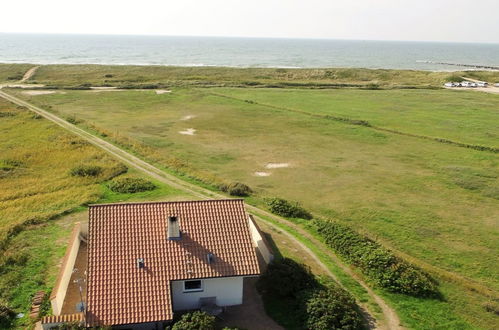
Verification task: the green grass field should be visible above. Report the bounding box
[0,95,347,329]
[12,86,498,328]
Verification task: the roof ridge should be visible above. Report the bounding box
[89,198,244,208]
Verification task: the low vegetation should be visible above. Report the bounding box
[7,63,499,89]
[266,198,313,220]
[315,220,439,297]
[0,64,33,83]
[258,258,364,330]
[6,66,499,328]
[107,177,156,193]
[219,182,252,196]
[70,164,102,177]
[171,311,215,330]
[0,98,187,328]
[299,287,364,330]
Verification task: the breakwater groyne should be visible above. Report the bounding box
[418,60,499,70]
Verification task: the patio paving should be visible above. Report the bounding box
[217,277,283,330]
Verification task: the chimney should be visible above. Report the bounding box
[137,258,145,269]
[167,216,181,240]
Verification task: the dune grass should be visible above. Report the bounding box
[10,63,498,89]
[14,87,499,328]
[0,64,33,83]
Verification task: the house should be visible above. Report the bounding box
[42,199,271,329]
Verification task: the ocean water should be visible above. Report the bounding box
[1,33,499,71]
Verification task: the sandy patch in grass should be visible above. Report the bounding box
[179,128,196,135]
[22,90,62,96]
[181,115,196,121]
[156,90,172,94]
[265,163,290,169]
[255,171,271,177]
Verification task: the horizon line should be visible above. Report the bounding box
[1,31,498,45]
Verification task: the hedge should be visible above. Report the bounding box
[314,220,438,297]
[70,165,102,177]
[265,198,312,219]
[171,311,215,330]
[219,182,252,197]
[257,258,364,329]
[107,177,156,194]
[299,287,364,330]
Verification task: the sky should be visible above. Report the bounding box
[1,0,499,43]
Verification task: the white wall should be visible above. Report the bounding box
[50,223,81,315]
[248,215,273,264]
[171,276,244,311]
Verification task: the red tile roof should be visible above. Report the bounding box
[42,313,84,324]
[86,199,260,326]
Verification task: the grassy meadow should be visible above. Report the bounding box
[0,97,192,328]
[0,95,340,329]
[11,86,499,328]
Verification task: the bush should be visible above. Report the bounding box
[265,198,312,219]
[172,311,215,330]
[315,220,438,297]
[299,287,364,330]
[70,165,102,177]
[0,299,15,328]
[257,258,318,298]
[107,177,156,193]
[66,116,81,125]
[258,259,364,330]
[220,182,252,196]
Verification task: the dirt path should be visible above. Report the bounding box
[0,90,402,330]
[20,66,40,82]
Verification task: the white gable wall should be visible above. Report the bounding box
[171,276,245,311]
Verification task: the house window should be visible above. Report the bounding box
[184,280,203,292]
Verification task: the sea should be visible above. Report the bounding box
[1,33,499,71]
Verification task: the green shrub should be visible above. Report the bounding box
[107,177,156,193]
[265,198,312,219]
[220,182,252,196]
[314,220,438,297]
[258,259,363,329]
[70,165,102,177]
[172,311,215,330]
[0,299,15,328]
[257,258,318,298]
[299,287,364,330]
[66,116,81,125]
